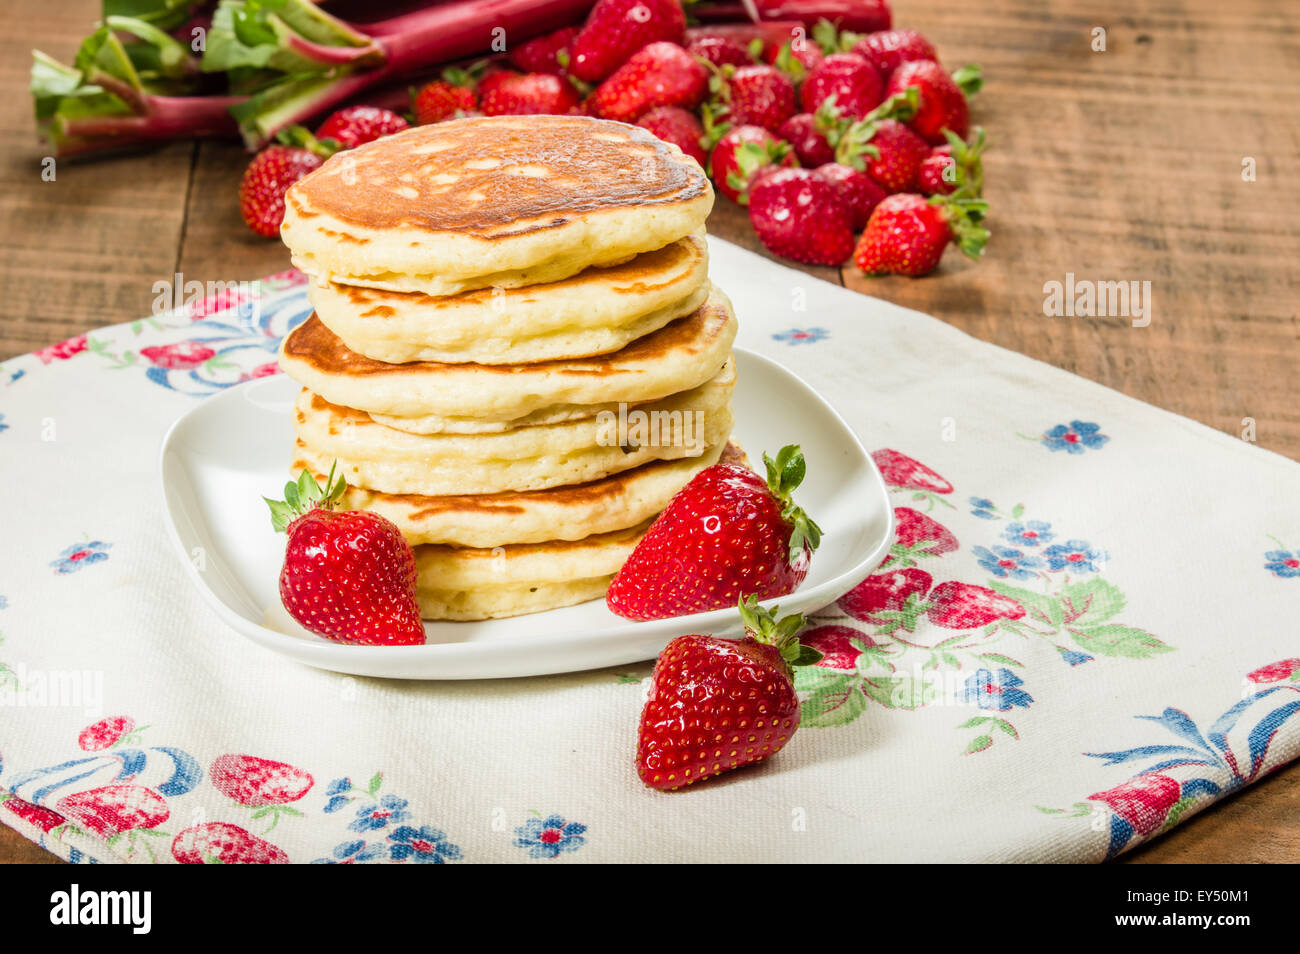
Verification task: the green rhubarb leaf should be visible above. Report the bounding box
[1069,624,1173,659]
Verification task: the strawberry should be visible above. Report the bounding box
[838,568,933,625]
[894,506,959,554]
[917,127,986,196]
[707,124,795,204]
[607,445,822,621]
[636,597,821,790]
[717,64,796,133]
[508,26,581,75]
[800,53,884,120]
[2,796,67,834]
[802,624,874,669]
[766,39,825,79]
[172,822,289,864]
[210,755,314,806]
[917,145,956,195]
[56,785,169,838]
[748,167,855,265]
[265,466,424,646]
[78,715,137,751]
[481,72,580,116]
[926,581,1025,629]
[854,192,988,277]
[590,42,708,123]
[238,144,325,238]
[1088,775,1182,838]
[476,68,520,101]
[778,113,834,166]
[568,0,687,83]
[688,35,755,68]
[636,106,707,166]
[812,162,886,230]
[850,29,937,79]
[315,105,409,148]
[412,79,476,125]
[885,61,982,144]
[853,119,930,192]
[871,449,954,493]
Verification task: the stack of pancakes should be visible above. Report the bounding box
[276,115,739,620]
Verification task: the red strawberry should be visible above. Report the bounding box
[1089,774,1182,838]
[688,35,755,68]
[1248,659,1300,684]
[476,69,520,101]
[481,73,580,116]
[56,785,169,838]
[607,445,822,621]
[917,145,956,195]
[778,113,834,166]
[917,127,986,196]
[839,568,933,624]
[707,124,795,204]
[590,42,708,123]
[2,797,67,833]
[78,715,137,752]
[893,506,959,556]
[172,822,289,864]
[316,105,409,148]
[872,449,954,493]
[802,624,873,669]
[854,192,988,277]
[210,755,314,806]
[636,106,707,166]
[800,53,884,120]
[766,39,825,78]
[748,167,855,265]
[926,581,1025,629]
[412,79,476,125]
[813,162,886,230]
[636,598,820,790]
[265,467,425,646]
[239,144,326,238]
[886,61,981,144]
[720,64,796,132]
[850,29,937,79]
[857,119,930,192]
[508,26,581,75]
[569,0,687,83]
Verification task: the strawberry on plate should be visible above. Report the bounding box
[854,192,989,277]
[265,465,424,646]
[607,445,822,621]
[749,167,856,265]
[636,596,822,790]
[315,105,409,148]
[568,0,687,83]
[589,42,708,123]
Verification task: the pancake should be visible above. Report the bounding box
[278,284,738,424]
[308,232,710,365]
[292,358,734,496]
[281,115,714,296]
[413,521,648,620]
[292,442,747,548]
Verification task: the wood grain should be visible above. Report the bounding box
[1,0,1297,864]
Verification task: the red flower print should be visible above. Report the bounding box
[34,334,88,364]
[210,754,314,806]
[2,796,67,833]
[139,341,216,370]
[1088,773,1181,838]
[172,822,289,864]
[55,785,169,838]
[249,361,280,378]
[78,715,136,752]
[1247,659,1300,684]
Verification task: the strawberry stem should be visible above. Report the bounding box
[762,445,823,562]
[737,595,823,668]
[264,462,346,533]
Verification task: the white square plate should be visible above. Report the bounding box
[159,347,894,679]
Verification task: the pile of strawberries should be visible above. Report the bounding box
[240,0,988,276]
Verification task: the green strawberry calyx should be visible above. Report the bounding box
[737,595,823,668]
[274,124,342,160]
[939,126,987,198]
[824,88,920,169]
[762,444,823,562]
[264,463,346,533]
[952,64,984,97]
[727,139,791,205]
[930,193,990,261]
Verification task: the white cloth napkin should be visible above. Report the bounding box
[0,239,1296,864]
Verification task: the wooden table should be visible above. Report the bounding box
[2,0,1297,864]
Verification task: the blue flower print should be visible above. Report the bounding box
[1058,648,1094,667]
[0,414,7,433]
[1003,520,1054,548]
[388,826,462,864]
[514,815,587,860]
[312,840,386,864]
[959,668,1033,712]
[773,327,828,346]
[1043,540,1107,573]
[1042,421,1108,454]
[0,595,7,610]
[50,541,111,575]
[324,777,353,813]
[973,545,1044,581]
[348,794,410,833]
[970,497,998,520]
[1265,550,1300,579]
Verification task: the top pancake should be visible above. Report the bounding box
[281,115,714,296]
